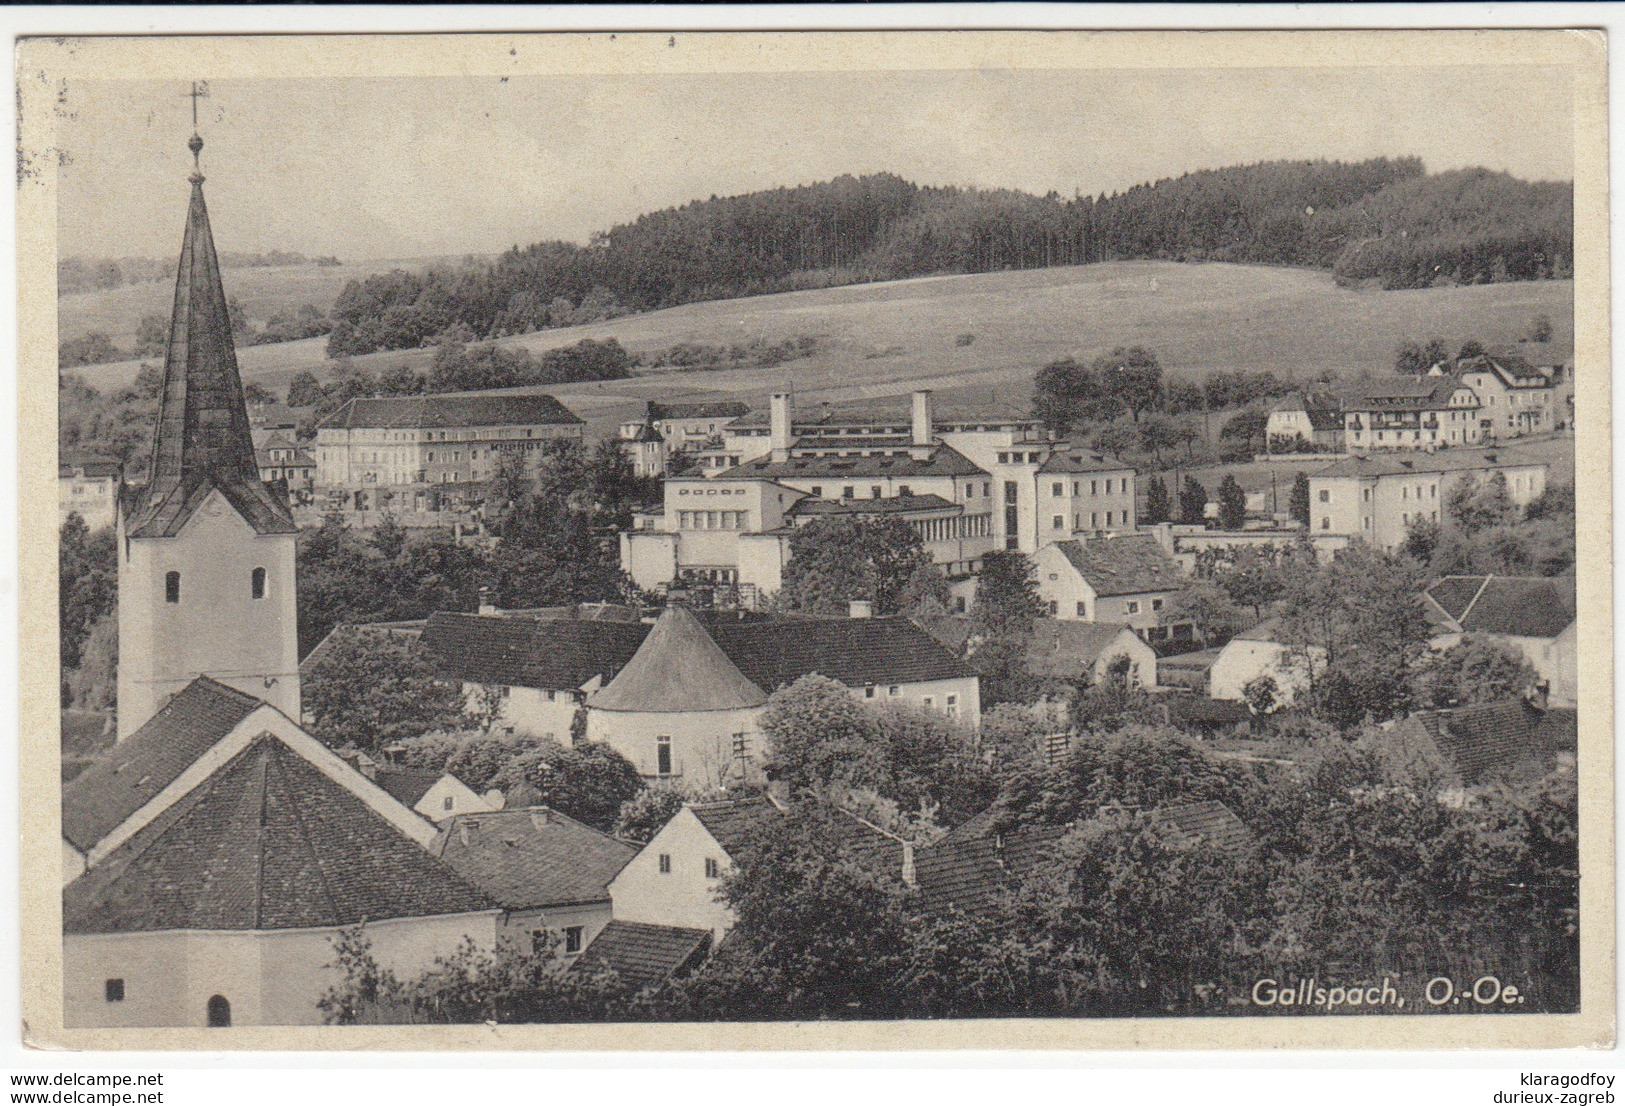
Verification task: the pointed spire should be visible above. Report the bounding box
[124,122,295,538]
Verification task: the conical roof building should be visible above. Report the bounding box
[590,606,767,713]
[122,142,295,539]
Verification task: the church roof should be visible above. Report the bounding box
[61,676,263,853]
[590,606,767,712]
[64,735,496,934]
[123,164,296,539]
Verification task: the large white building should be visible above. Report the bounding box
[621,389,1136,604]
[1306,447,1549,551]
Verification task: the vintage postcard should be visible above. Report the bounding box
[16,28,1613,1051]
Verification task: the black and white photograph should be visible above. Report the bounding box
[19,28,1610,1050]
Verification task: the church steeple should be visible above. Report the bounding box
[123,127,295,538]
[116,107,302,739]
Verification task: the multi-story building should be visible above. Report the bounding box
[59,454,121,531]
[315,393,584,492]
[1266,390,1344,453]
[616,400,751,478]
[1342,376,1483,452]
[621,390,1136,600]
[254,432,316,500]
[1307,447,1548,551]
[1454,353,1561,439]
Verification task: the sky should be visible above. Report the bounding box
[54,65,1574,263]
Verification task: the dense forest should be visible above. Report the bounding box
[324,158,1573,355]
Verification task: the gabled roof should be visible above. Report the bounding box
[433,807,635,910]
[59,455,122,480]
[1051,535,1188,597]
[64,735,495,934]
[1231,616,1288,644]
[1037,449,1136,475]
[1347,375,1473,411]
[574,920,711,990]
[319,393,583,431]
[914,823,1068,915]
[1423,575,1575,639]
[1313,447,1546,479]
[1399,699,1553,786]
[1457,353,1556,389]
[690,796,783,857]
[705,615,975,692]
[1022,620,1145,679]
[687,796,909,879]
[1145,800,1254,856]
[61,677,263,853]
[591,606,768,712]
[371,766,445,808]
[716,444,987,481]
[1270,391,1344,431]
[123,172,296,539]
[420,612,649,692]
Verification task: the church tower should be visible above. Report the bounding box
[116,124,301,738]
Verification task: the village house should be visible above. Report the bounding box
[1307,447,1549,552]
[1342,376,1483,452]
[431,806,635,956]
[1454,353,1562,439]
[1265,391,1344,453]
[343,752,500,824]
[617,400,752,477]
[1382,698,1578,795]
[919,615,1159,692]
[417,605,980,786]
[254,431,317,501]
[1032,534,1193,645]
[59,453,121,531]
[1208,618,1326,707]
[1422,575,1578,708]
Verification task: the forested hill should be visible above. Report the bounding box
[326,158,1573,356]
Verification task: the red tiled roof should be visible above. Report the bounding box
[574,920,712,990]
[1053,535,1188,597]
[64,736,496,934]
[432,807,635,910]
[62,677,262,853]
[1348,375,1471,411]
[789,494,959,517]
[650,401,750,421]
[1022,620,1143,679]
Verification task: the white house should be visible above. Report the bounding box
[1209,618,1325,706]
[431,806,635,955]
[354,757,500,824]
[1422,575,1578,708]
[1455,353,1561,439]
[59,454,121,532]
[1033,534,1193,646]
[1341,375,1483,452]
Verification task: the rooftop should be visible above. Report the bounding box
[1347,375,1471,410]
[64,735,495,934]
[319,393,583,431]
[789,493,960,518]
[717,444,987,481]
[1424,575,1576,639]
[1314,447,1548,479]
[1037,450,1137,475]
[420,612,648,692]
[432,806,636,910]
[1399,699,1563,786]
[914,823,1068,916]
[1145,800,1254,857]
[650,400,751,422]
[62,676,263,854]
[590,606,768,713]
[1052,534,1188,597]
[574,920,712,990]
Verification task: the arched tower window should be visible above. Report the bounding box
[206,995,231,1027]
[165,571,181,604]
[251,567,266,599]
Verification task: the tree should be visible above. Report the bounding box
[761,675,891,798]
[134,313,168,357]
[1178,476,1208,524]
[243,381,277,406]
[1164,578,1247,647]
[1446,471,1515,534]
[779,517,944,617]
[1142,475,1172,525]
[1091,346,1163,423]
[1288,471,1311,526]
[1216,474,1247,530]
[614,787,714,843]
[1395,340,1426,375]
[1090,421,1138,459]
[1218,408,1268,455]
[287,370,324,408]
[369,512,407,561]
[490,740,644,833]
[301,630,470,753]
[1423,338,1450,368]
[1411,635,1539,709]
[1458,339,1486,360]
[1137,414,1178,464]
[1212,546,1286,620]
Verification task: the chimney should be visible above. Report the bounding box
[848,599,874,619]
[769,392,793,463]
[900,840,916,888]
[478,586,496,616]
[910,389,934,448]
[529,808,555,831]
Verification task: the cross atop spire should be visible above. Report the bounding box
[122,87,295,539]
[184,81,207,182]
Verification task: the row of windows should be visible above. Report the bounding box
[1053,510,1124,530]
[1050,478,1127,497]
[678,510,748,531]
[655,853,723,879]
[164,568,267,604]
[996,451,1046,464]
[862,686,960,717]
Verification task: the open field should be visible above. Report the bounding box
[56,254,477,354]
[67,261,1574,442]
